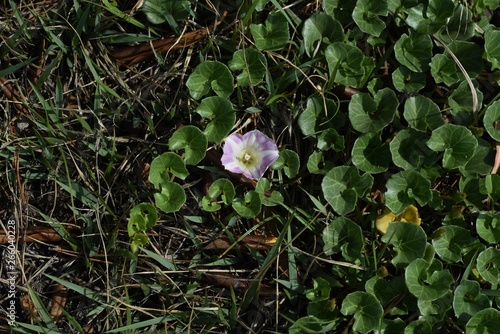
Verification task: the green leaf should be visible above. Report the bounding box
[250,11,290,51]
[271,149,300,178]
[365,276,413,316]
[325,42,375,89]
[352,0,388,37]
[466,308,500,333]
[302,12,344,57]
[321,166,374,216]
[448,80,483,125]
[232,190,262,218]
[403,95,444,132]
[322,216,364,262]
[341,291,383,334]
[186,61,234,100]
[405,258,454,301]
[404,319,433,333]
[453,280,491,323]
[476,212,500,244]
[431,225,473,263]
[154,180,186,213]
[394,33,433,72]
[484,100,500,141]
[384,170,432,215]
[348,88,398,133]
[392,66,427,93]
[389,129,437,170]
[430,41,483,86]
[477,248,500,285]
[317,128,344,151]
[485,174,500,201]
[406,0,454,34]
[148,152,188,188]
[485,29,500,70]
[255,178,283,206]
[141,0,190,28]
[436,3,475,43]
[195,96,235,143]
[460,138,495,177]
[128,203,158,237]
[228,48,267,86]
[202,178,235,212]
[427,124,477,170]
[298,95,344,137]
[168,125,208,165]
[417,291,452,321]
[351,132,390,173]
[381,222,427,268]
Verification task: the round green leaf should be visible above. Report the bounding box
[250,11,290,51]
[403,95,444,132]
[352,132,390,173]
[485,29,500,70]
[394,33,433,72]
[232,190,262,218]
[477,248,500,285]
[186,61,234,100]
[154,180,186,213]
[405,258,454,301]
[195,96,235,143]
[485,174,500,202]
[202,178,235,212]
[466,308,500,334]
[129,203,158,230]
[484,100,500,141]
[168,125,208,165]
[476,212,500,244]
[255,178,283,207]
[384,170,432,215]
[427,124,477,170]
[389,129,437,170]
[302,12,344,57]
[341,291,383,334]
[449,80,483,126]
[317,128,344,151]
[348,88,398,133]
[271,149,300,178]
[322,166,374,216]
[392,66,427,93]
[142,0,190,26]
[352,0,388,37]
[322,216,364,262]
[228,48,267,86]
[298,95,344,137]
[325,42,375,89]
[381,222,427,268]
[149,152,189,188]
[453,280,491,323]
[430,41,483,86]
[431,225,473,263]
[406,0,454,34]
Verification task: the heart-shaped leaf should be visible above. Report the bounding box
[168,125,208,165]
[453,280,490,323]
[232,190,262,218]
[431,225,474,263]
[322,166,373,216]
[389,129,437,170]
[476,212,500,244]
[271,149,300,178]
[476,248,500,285]
[322,216,364,262]
[250,11,290,51]
[394,33,433,72]
[302,12,344,57]
[385,170,432,215]
[298,95,344,136]
[405,258,454,301]
[381,222,427,268]
[427,124,477,170]
[485,29,500,70]
[483,100,500,141]
[149,152,189,188]
[352,0,388,37]
[351,132,390,173]
[228,48,267,86]
[348,88,398,133]
[154,180,186,213]
[392,66,427,93]
[128,203,158,237]
[195,96,235,143]
[466,308,500,333]
[341,291,383,334]
[403,95,444,132]
[186,61,234,100]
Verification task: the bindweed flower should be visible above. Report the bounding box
[221,130,279,180]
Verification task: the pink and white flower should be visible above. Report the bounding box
[221,130,279,180]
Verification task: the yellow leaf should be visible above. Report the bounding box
[376,205,421,234]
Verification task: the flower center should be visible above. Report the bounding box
[240,150,255,166]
